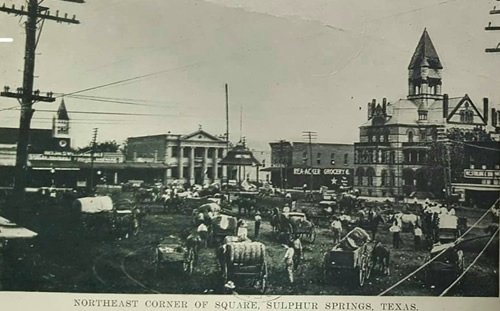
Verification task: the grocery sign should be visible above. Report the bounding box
[464,169,500,179]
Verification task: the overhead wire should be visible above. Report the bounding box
[439,226,500,296]
[378,197,500,296]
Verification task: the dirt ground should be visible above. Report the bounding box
[1,197,498,296]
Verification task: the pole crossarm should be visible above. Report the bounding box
[0,4,80,24]
[1,90,55,103]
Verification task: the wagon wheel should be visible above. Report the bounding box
[183,249,194,275]
[259,262,268,294]
[358,256,368,287]
[322,255,330,284]
[153,248,160,278]
[306,227,317,243]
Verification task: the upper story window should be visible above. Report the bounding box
[418,111,428,121]
[460,105,474,123]
[408,131,414,143]
[344,153,349,165]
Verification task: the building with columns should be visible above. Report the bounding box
[354,29,499,198]
[126,129,227,185]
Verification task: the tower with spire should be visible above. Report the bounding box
[52,99,71,149]
[407,29,444,122]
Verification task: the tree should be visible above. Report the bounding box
[78,140,120,153]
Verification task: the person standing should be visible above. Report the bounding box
[414,225,423,251]
[390,221,401,249]
[254,211,262,239]
[283,242,295,284]
[292,235,303,271]
[237,219,248,240]
[331,217,343,245]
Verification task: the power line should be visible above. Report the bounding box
[449,139,500,152]
[9,107,192,117]
[0,0,82,197]
[63,94,176,105]
[439,226,500,296]
[378,197,499,296]
[57,62,201,98]
[65,95,173,108]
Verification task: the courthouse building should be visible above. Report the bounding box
[126,128,228,185]
[354,29,499,198]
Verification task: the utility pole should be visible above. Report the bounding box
[302,131,317,196]
[0,1,81,198]
[486,0,500,53]
[438,139,452,206]
[225,83,229,184]
[89,128,98,194]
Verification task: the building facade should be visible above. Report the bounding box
[267,141,354,190]
[354,29,499,198]
[126,129,228,185]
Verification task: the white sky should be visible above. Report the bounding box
[0,0,499,152]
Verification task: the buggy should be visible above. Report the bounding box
[154,235,195,276]
[423,243,464,287]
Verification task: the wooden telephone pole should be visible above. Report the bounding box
[486,0,500,53]
[0,0,81,198]
[302,131,317,195]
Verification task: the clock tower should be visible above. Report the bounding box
[52,99,71,150]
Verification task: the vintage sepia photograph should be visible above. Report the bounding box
[0,0,499,300]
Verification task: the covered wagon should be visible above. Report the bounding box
[209,214,238,245]
[323,227,372,286]
[72,196,140,238]
[218,241,267,293]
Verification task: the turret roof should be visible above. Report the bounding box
[57,99,70,121]
[408,29,443,70]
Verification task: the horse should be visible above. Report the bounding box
[392,212,420,231]
[371,241,390,276]
[270,207,280,232]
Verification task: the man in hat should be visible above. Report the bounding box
[254,211,262,239]
[292,235,303,271]
[331,216,343,245]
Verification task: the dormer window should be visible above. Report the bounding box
[418,111,428,120]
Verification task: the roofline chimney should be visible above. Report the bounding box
[492,108,498,127]
[382,98,387,114]
[483,98,489,125]
[443,94,449,119]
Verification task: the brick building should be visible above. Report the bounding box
[266,141,354,190]
[354,29,499,198]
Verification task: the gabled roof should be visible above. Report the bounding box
[57,99,70,121]
[408,29,443,70]
[181,129,225,142]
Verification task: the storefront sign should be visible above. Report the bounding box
[293,168,351,176]
[464,169,500,179]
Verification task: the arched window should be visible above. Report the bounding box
[356,167,365,186]
[420,129,426,141]
[344,153,349,165]
[381,170,387,186]
[366,167,375,186]
[408,131,414,143]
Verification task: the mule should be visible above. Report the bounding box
[371,241,390,276]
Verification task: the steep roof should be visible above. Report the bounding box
[57,99,70,121]
[408,29,443,70]
[220,143,261,166]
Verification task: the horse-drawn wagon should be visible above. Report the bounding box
[323,227,373,286]
[73,196,140,239]
[218,241,267,293]
[154,235,195,276]
[274,212,316,243]
[423,242,464,287]
[209,214,238,245]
